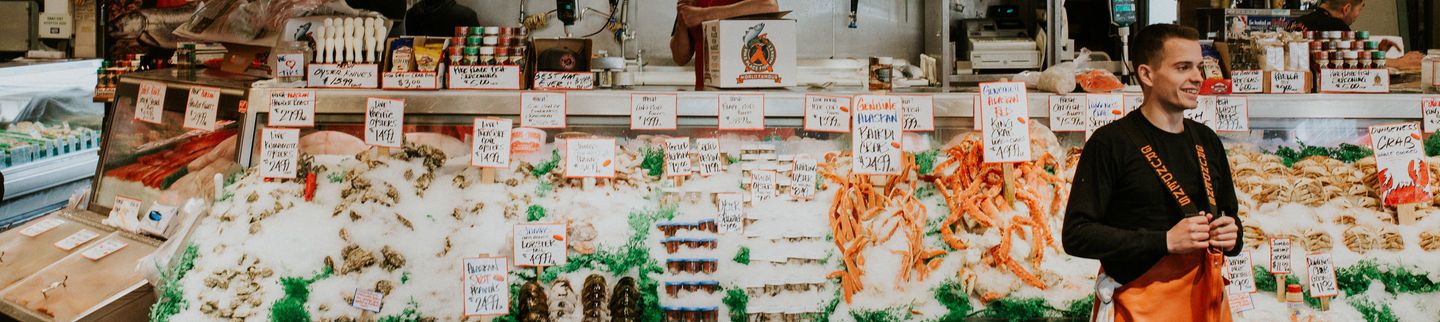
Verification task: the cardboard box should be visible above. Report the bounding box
[703,17,796,89]
[531,38,592,90]
[381,36,447,90]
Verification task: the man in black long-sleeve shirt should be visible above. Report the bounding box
[1063,24,1242,321]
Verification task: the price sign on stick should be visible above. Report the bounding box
[900,95,935,131]
[1269,238,1292,274]
[1048,95,1086,132]
[1422,97,1440,133]
[979,82,1031,163]
[695,138,723,177]
[183,86,220,131]
[1214,96,1250,132]
[351,289,384,312]
[471,118,513,168]
[462,257,509,316]
[268,90,315,127]
[631,94,677,130]
[750,170,778,202]
[851,95,903,175]
[521,92,566,129]
[1368,122,1432,205]
[365,98,404,147]
[513,224,567,267]
[1306,253,1340,298]
[1226,252,1257,294]
[564,139,616,178]
[716,193,744,233]
[805,95,851,132]
[790,156,818,199]
[259,128,300,179]
[664,138,692,177]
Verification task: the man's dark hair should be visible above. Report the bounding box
[1129,24,1200,68]
[1320,0,1364,9]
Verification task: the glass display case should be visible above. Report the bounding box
[139,88,1440,321]
[0,59,106,227]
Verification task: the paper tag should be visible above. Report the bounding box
[259,128,300,179]
[1185,96,1218,128]
[851,95,903,175]
[1306,253,1340,297]
[664,138,692,177]
[804,95,851,132]
[1422,97,1440,133]
[382,72,440,90]
[365,98,404,147]
[111,196,143,228]
[1270,71,1306,93]
[1086,94,1125,139]
[564,139,616,178]
[268,90,315,127]
[719,94,765,130]
[631,94,678,130]
[53,229,99,251]
[1264,47,1286,71]
[1231,70,1263,93]
[513,224,567,267]
[521,92,566,128]
[312,63,380,86]
[139,204,178,236]
[790,156,817,199]
[1226,252,1257,294]
[979,82,1031,163]
[308,64,379,88]
[183,86,220,131]
[449,65,523,90]
[1368,122,1432,205]
[80,239,127,260]
[471,118,514,168]
[276,53,305,78]
[900,95,935,131]
[351,288,385,312]
[717,193,744,233]
[134,81,166,124]
[1214,96,1249,132]
[1319,69,1390,93]
[695,138,723,177]
[1124,95,1144,113]
[1048,95,1086,131]
[19,218,65,237]
[1229,292,1256,312]
[462,257,510,316]
[533,71,594,90]
[750,170,778,202]
[1269,238,1292,274]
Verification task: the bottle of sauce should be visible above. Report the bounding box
[1286,284,1308,322]
[869,57,893,91]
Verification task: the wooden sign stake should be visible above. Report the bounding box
[1319,296,1330,311]
[1002,163,1017,204]
[583,177,596,190]
[1399,203,1419,225]
[1275,274,1286,300]
[480,168,497,184]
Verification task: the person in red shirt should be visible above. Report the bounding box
[669,0,779,90]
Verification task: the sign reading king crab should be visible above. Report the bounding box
[1368,122,1433,205]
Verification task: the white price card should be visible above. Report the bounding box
[695,138,723,177]
[449,65,524,90]
[513,224,567,267]
[1048,95,1086,132]
[183,86,220,131]
[1319,69,1389,93]
[134,81,166,124]
[804,95,850,132]
[521,92,566,129]
[716,193,744,233]
[979,82,1031,163]
[110,195,143,229]
[351,288,385,312]
[259,128,300,179]
[719,94,765,130]
[851,95,903,175]
[750,170,778,202]
[664,138,692,177]
[1226,252,1257,294]
[1214,96,1250,132]
[533,71,594,90]
[1368,122,1432,205]
[1269,238,1292,274]
[900,95,935,131]
[364,97,404,147]
[1270,71,1306,93]
[564,138,616,178]
[1306,253,1340,298]
[268,90,315,127]
[1124,95,1144,114]
[1086,94,1125,139]
[308,64,379,88]
[53,229,99,251]
[1229,292,1256,313]
[1422,97,1440,133]
[471,118,513,168]
[19,218,65,237]
[1231,70,1264,93]
[462,257,510,316]
[631,94,678,130]
[81,239,128,261]
[790,156,818,199]
[276,53,304,78]
[1185,96,1218,128]
[382,72,440,90]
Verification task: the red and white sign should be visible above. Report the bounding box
[183,86,220,131]
[804,95,850,132]
[134,81,166,124]
[259,128,300,179]
[364,98,405,147]
[521,92,566,128]
[471,118,513,168]
[1368,122,1432,205]
[462,257,509,316]
[900,95,935,131]
[268,90,315,127]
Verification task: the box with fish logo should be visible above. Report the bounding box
[703,16,795,89]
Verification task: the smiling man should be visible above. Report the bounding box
[1062,24,1243,322]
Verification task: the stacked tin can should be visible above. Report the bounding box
[451,26,529,66]
[1309,30,1386,72]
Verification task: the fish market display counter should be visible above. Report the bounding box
[0,59,106,227]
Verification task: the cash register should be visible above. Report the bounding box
[958,5,1041,71]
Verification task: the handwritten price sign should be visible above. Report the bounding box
[449,65,523,90]
[804,95,850,132]
[533,71,594,90]
[1422,97,1440,133]
[268,90,315,127]
[1226,252,1257,294]
[183,86,220,131]
[514,224,567,267]
[1269,238,1292,274]
[1185,96,1217,128]
[790,156,818,199]
[1085,94,1125,140]
[851,95,903,175]
[980,82,1031,163]
[365,98,404,147]
[750,170,778,202]
[1270,71,1306,93]
[695,138,723,176]
[1231,70,1263,93]
[259,128,300,179]
[900,95,935,131]
[1306,253,1340,298]
[134,81,166,124]
[471,118,513,168]
[719,94,765,130]
[308,64,379,88]
[1048,95,1085,132]
[716,193,744,233]
[1214,96,1249,132]
[664,138,692,177]
[521,92,566,128]
[564,139,616,178]
[462,257,509,316]
[631,94,678,130]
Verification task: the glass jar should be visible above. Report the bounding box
[1421,49,1440,93]
[273,40,311,82]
